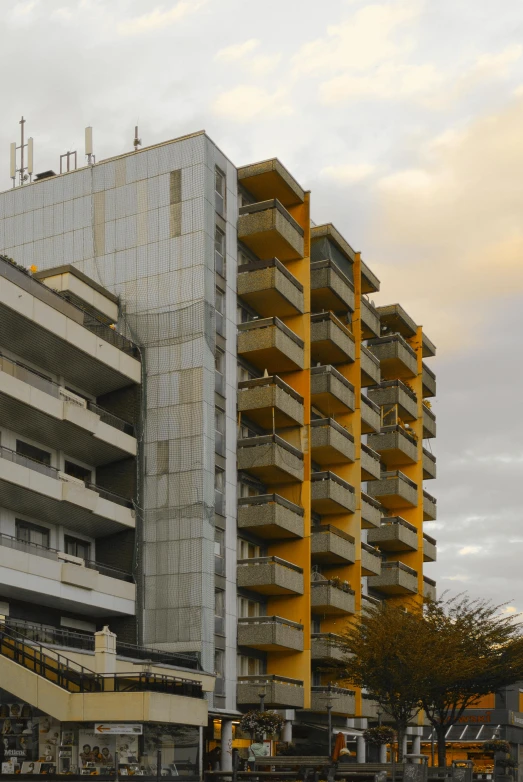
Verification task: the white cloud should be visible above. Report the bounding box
[321,163,376,183]
[443,574,471,582]
[474,44,523,79]
[216,39,259,62]
[500,606,518,615]
[212,86,293,123]
[118,1,208,36]
[248,54,282,76]
[458,546,482,556]
[321,62,443,103]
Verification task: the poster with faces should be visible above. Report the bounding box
[78,729,116,767]
[116,734,139,762]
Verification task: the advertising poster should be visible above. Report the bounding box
[116,734,140,763]
[38,717,60,761]
[78,728,116,768]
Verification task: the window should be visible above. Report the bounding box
[237,303,254,324]
[215,528,225,576]
[214,649,225,695]
[238,481,261,499]
[215,590,225,635]
[215,288,225,336]
[312,616,321,633]
[238,364,256,383]
[237,539,260,560]
[215,467,225,515]
[215,348,225,395]
[215,168,225,216]
[238,597,261,618]
[64,460,92,483]
[16,520,49,549]
[16,440,51,466]
[215,226,225,276]
[64,535,91,561]
[237,655,262,676]
[215,407,225,456]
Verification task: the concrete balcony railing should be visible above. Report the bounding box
[422,403,437,438]
[311,418,355,465]
[311,260,355,314]
[238,159,305,208]
[361,345,381,387]
[237,258,304,318]
[361,443,381,481]
[311,686,355,716]
[361,698,380,719]
[367,470,418,511]
[238,199,305,261]
[360,394,381,434]
[423,490,437,521]
[423,576,437,602]
[360,297,381,339]
[311,633,346,662]
[362,594,382,611]
[361,260,380,294]
[368,379,418,423]
[310,365,355,416]
[238,375,304,429]
[311,471,356,515]
[237,317,304,373]
[368,517,418,553]
[237,494,304,540]
[237,556,304,596]
[237,674,304,708]
[237,616,304,652]
[422,362,437,398]
[368,425,419,468]
[368,561,418,595]
[237,434,304,484]
[376,303,417,341]
[361,492,383,530]
[423,532,437,562]
[422,332,437,358]
[311,524,356,565]
[423,447,437,480]
[311,580,355,615]
[361,542,382,576]
[311,312,355,365]
[367,334,418,381]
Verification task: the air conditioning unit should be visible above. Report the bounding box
[59,387,87,408]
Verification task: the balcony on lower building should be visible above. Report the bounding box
[361,443,381,481]
[311,524,355,565]
[237,616,304,652]
[237,434,304,484]
[422,362,437,398]
[361,297,381,339]
[311,260,355,314]
[237,258,304,318]
[311,418,355,465]
[237,675,304,708]
[422,448,437,480]
[362,594,382,611]
[311,312,355,365]
[367,334,418,380]
[311,471,356,515]
[237,556,304,595]
[423,576,437,602]
[237,494,304,540]
[361,492,383,530]
[311,580,355,615]
[361,394,381,434]
[368,561,418,595]
[310,366,355,416]
[423,490,437,520]
[237,317,304,374]
[238,199,305,261]
[366,470,418,510]
[311,633,346,662]
[368,517,418,553]
[361,542,382,576]
[422,403,437,438]
[368,379,418,423]
[361,345,381,387]
[423,533,437,562]
[238,375,304,429]
[368,425,418,468]
[311,686,355,716]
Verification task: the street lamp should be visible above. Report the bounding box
[258,688,266,713]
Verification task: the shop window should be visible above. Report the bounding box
[16,520,50,549]
[64,535,91,561]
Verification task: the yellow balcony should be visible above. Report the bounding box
[423,490,437,520]
[237,258,304,318]
[423,575,437,601]
[237,494,304,540]
[361,492,383,530]
[237,616,304,652]
[361,443,381,481]
[311,524,355,565]
[422,362,437,398]
[237,317,304,373]
[361,297,381,339]
[310,365,355,416]
[361,394,381,433]
[368,561,418,595]
[311,260,355,314]
[423,532,437,562]
[367,334,418,380]
[238,199,304,261]
[361,345,381,387]
[368,517,418,552]
[238,375,304,429]
[423,447,437,479]
[361,542,382,576]
[311,471,356,515]
[311,686,355,716]
[311,418,355,465]
[311,312,355,365]
[367,470,418,510]
[237,434,304,484]
[237,556,304,595]
[368,425,418,468]
[311,633,345,662]
[311,580,355,615]
[422,404,437,438]
[368,379,418,423]
[237,674,304,708]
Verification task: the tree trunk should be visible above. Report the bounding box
[435,724,447,768]
[397,728,405,762]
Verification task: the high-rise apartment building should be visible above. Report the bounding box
[0,130,436,761]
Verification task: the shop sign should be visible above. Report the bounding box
[94,724,143,735]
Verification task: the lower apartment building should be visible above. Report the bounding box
[0,130,437,772]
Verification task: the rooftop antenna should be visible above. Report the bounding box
[85,126,95,165]
[10,116,33,188]
[133,125,142,152]
[60,149,77,174]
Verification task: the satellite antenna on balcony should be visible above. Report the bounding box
[85,127,95,165]
[10,116,33,188]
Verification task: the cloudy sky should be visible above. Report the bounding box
[1,0,523,611]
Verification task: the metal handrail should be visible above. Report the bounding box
[238,199,305,237]
[85,482,133,508]
[311,579,355,595]
[237,257,304,292]
[381,561,418,576]
[368,332,417,360]
[423,402,436,420]
[361,542,381,556]
[361,491,384,510]
[379,424,418,447]
[238,374,304,404]
[381,516,417,533]
[310,364,355,392]
[381,469,418,491]
[361,394,380,414]
[423,489,437,504]
[422,447,437,462]
[311,470,355,493]
[361,443,381,461]
[423,532,437,545]
[424,576,437,586]
[361,344,381,367]
[311,685,355,696]
[237,433,303,460]
[312,524,355,544]
[237,316,304,348]
[237,556,303,574]
[423,361,436,380]
[310,259,355,292]
[237,493,304,516]
[310,417,354,441]
[237,616,304,630]
[311,311,355,340]
[372,378,418,403]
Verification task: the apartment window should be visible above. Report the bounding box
[215,589,225,635]
[215,407,225,456]
[215,226,226,277]
[64,460,92,483]
[64,535,91,561]
[214,649,225,695]
[237,303,254,324]
[237,655,262,676]
[215,168,226,216]
[16,520,49,549]
[238,597,261,618]
[237,539,261,560]
[215,467,225,516]
[238,364,257,384]
[312,670,322,686]
[238,481,261,499]
[215,528,225,576]
[16,440,51,466]
[215,287,225,337]
[312,616,321,633]
[215,348,225,395]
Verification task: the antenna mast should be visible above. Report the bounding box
[133,126,142,152]
[10,116,33,188]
